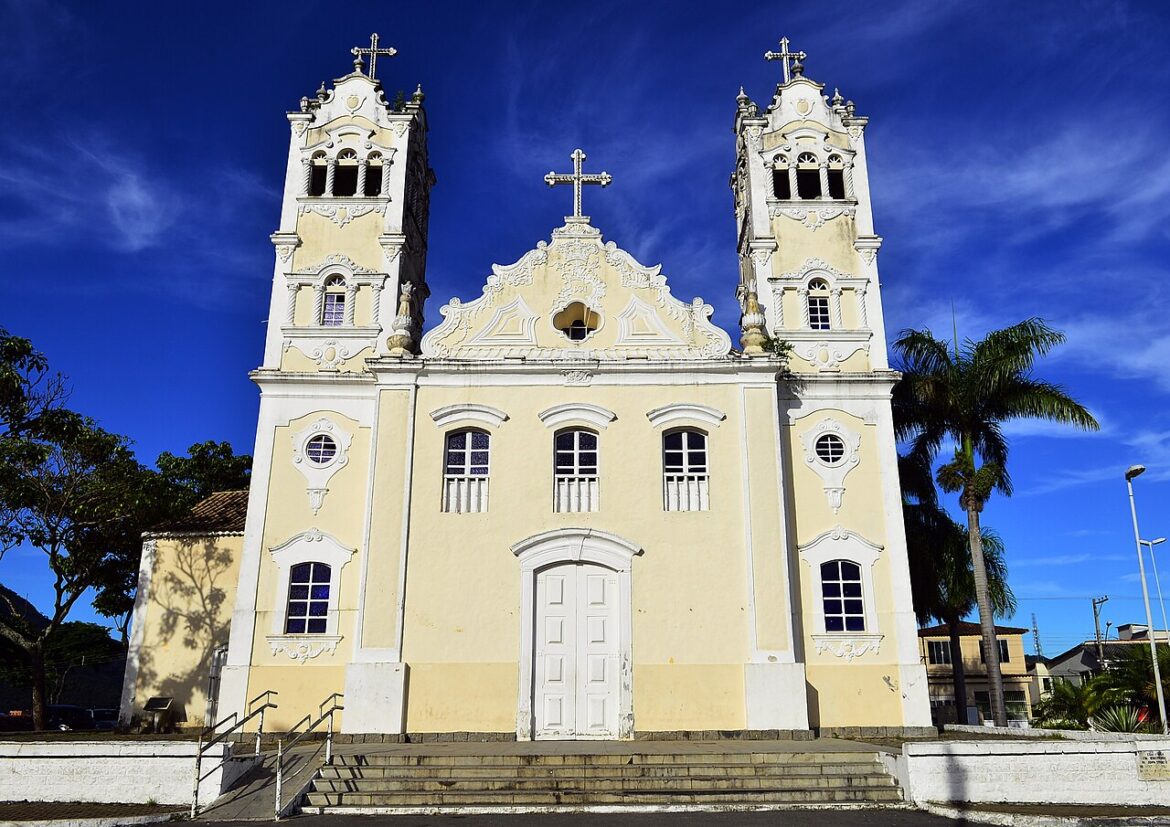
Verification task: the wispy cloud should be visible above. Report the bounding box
[1014,552,1127,568]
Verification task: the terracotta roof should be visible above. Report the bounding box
[151,490,249,534]
[918,621,1029,637]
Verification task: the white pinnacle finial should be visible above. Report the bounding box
[543,148,613,220]
[764,36,807,84]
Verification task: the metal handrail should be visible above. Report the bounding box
[191,690,279,818]
[274,693,344,819]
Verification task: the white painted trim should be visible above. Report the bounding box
[118,539,156,725]
[537,403,617,430]
[798,416,862,514]
[511,528,642,740]
[350,387,384,663]
[267,529,356,643]
[645,403,726,429]
[737,386,761,658]
[392,382,419,661]
[798,526,883,639]
[430,403,509,429]
[769,388,799,662]
[291,416,354,514]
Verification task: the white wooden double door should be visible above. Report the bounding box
[533,562,620,739]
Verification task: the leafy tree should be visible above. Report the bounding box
[901,456,1015,721]
[1098,644,1170,714]
[893,318,1098,726]
[90,441,251,641]
[1032,675,1121,729]
[0,621,124,704]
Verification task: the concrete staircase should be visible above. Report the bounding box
[300,748,904,812]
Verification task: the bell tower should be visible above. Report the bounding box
[262,34,435,373]
[732,38,888,373]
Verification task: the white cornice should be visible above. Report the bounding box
[645,403,727,429]
[429,404,509,429]
[538,403,617,430]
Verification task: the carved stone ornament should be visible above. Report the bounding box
[300,201,387,227]
[267,634,342,662]
[812,634,883,662]
[562,370,593,385]
[419,220,731,361]
[770,204,856,231]
[292,418,354,513]
[298,253,378,277]
[800,417,862,513]
[310,339,357,371]
[793,340,869,372]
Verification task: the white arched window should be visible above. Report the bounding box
[772,156,791,200]
[322,275,346,327]
[826,154,846,200]
[663,429,709,511]
[365,152,384,197]
[796,152,821,199]
[308,152,328,196]
[333,149,359,196]
[807,278,831,331]
[820,560,865,632]
[285,562,332,634]
[443,429,490,513]
[554,428,598,512]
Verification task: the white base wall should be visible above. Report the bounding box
[342,661,406,734]
[743,662,809,730]
[0,741,250,805]
[899,738,1170,806]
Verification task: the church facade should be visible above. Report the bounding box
[121,37,930,737]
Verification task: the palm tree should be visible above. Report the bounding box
[902,456,1016,721]
[1032,675,1120,729]
[893,318,1098,726]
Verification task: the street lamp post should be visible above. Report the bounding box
[1142,537,1169,651]
[1126,465,1169,735]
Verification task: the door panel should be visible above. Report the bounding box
[534,563,620,739]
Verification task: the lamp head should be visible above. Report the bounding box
[1126,464,1147,481]
[1151,537,1168,546]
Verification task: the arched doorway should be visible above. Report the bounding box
[512,528,642,740]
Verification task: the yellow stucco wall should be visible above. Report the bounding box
[128,534,242,728]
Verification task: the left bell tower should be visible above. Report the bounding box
[262,35,435,373]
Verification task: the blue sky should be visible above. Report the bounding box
[1,0,1168,658]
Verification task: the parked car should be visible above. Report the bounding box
[89,708,118,731]
[47,705,94,731]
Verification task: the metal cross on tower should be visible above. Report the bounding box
[764,36,807,84]
[351,33,398,80]
[544,149,612,219]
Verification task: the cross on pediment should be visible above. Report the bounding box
[351,33,397,80]
[544,149,612,219]
[765,36,806,84]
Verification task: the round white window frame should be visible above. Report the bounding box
[303,432,340,468]
[813,433,848,467]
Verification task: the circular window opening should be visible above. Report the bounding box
[553,302,601,342]
[305,434,338,465]
[814,433,846,465]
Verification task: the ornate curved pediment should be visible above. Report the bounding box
[419,219,732,361]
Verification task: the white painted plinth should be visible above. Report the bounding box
[342,661,407,734]
[899,738,1170,806]
[743,662,809,730]
[899,662,933,726]
[0,741,249,805]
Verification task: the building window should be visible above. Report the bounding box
[322,275,346,326]
[305,433,338,466]
[772,164,792,199]
[807,278,831,330]
[826,155,846,200]
[814,433,846,466]
[443,430,490,513]
[821,560,865,632]
[365,153,384,196]
[796,152,821,199]
[309,152,328,196]
[927,640,951,665]
[285,562,331,634]
[663,429,709,511]
[554,429,598,512]
[979,638,1011,663]
[553,302,600,341]
[333,149,359,197]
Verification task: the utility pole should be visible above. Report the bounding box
[1031,613,1044,658]
[1093,595,1109,663]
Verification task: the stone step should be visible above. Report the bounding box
[304,787,905,807]
[329,751,880,768]
[311,774,896,793]
[318,762,885,780]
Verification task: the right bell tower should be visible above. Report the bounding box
[732,38,889,373]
